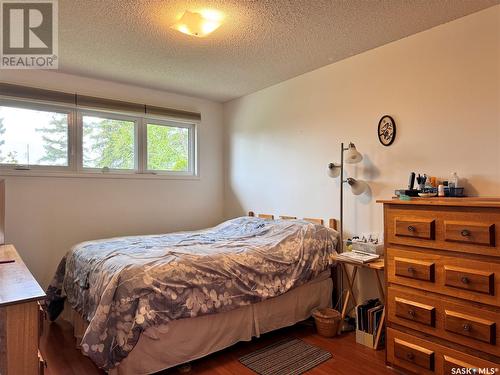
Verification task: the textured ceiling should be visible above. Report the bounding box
[57,0,499,102]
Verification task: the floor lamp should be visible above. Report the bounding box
[328,142,366,314]
[328,142,365,248]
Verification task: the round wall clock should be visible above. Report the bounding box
[378,115,396,146]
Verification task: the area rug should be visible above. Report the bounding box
[239,337,332,375]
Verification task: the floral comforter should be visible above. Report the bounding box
[46,216,338,370]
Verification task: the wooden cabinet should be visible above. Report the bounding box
[379,198,500,374]
[0,244,46,375]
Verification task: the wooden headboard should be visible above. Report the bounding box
[247,211,337,231]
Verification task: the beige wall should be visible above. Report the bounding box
[0,71,224,287]
[224,6,500,300]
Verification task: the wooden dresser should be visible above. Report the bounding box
[378,198,500,374]
[0,244,46,375]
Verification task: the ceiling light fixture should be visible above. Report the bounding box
[171,10,224,37]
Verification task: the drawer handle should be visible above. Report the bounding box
[408,309,416,318]
[407,225,416,232]
[461,229,471,237]
[462,323,472,332]
[406,352,415,361]
[407,266,416,274]
[461,276,470,285]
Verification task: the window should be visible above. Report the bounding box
[146,122,192,173]
[82,114,137,171]
[0,98,198,178]
[0,103,70,168]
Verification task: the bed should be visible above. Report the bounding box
[46,212,339,374]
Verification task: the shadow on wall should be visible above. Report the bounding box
[361,154,381,181]
[223,183,246,219]
[345,154,376,235]
[459,177,481,197]
[358,183,372,205]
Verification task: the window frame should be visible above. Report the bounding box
[78,110,140,174]
[0,98,75,172]
[0,98,199,179]
[142,117,197,176]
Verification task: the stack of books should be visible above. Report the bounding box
[356,299,384,334]
[355,298,384,348]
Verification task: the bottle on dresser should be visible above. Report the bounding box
[449,172,459,188]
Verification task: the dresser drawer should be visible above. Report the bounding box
[387,328,500,375]
[387,247,500,307]
[395,257,435,281]
[444,221,495,247]
[395,296,435,327]
[394,338,435,371]
[444,266,494,295]
[385,205,500,257]
[395,217,435,240]
[444,310,495,345]
[388,286,500,357]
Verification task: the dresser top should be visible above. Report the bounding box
[377,197,500,208]
[0,244,45,307]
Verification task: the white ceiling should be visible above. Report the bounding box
[58,0,499,102]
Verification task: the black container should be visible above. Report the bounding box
[445,187,465,197]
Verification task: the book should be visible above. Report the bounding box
[336,251,379,264]
[367,305,383,333]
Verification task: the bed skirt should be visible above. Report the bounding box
[61,270,333,375]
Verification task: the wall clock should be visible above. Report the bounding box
[378,115,396,146]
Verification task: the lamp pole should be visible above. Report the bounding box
[340,142,344,252]
[338,142,346,314]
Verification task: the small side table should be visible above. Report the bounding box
[332,256,385,349]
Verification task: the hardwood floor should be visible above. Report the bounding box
[40,319,393,374]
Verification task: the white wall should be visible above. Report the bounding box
[0,71,224,287]
[224,6,500,300]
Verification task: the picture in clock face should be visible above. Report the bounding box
[378,115,396,146]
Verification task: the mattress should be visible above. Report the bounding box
[62,270,332,375]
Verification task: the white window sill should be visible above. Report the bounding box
[0,169,200,180]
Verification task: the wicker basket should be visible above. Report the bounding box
[312,308,341,337]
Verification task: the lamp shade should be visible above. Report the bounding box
[327,162,341,178]
[344,143,363,164]
[347,177,367,195]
